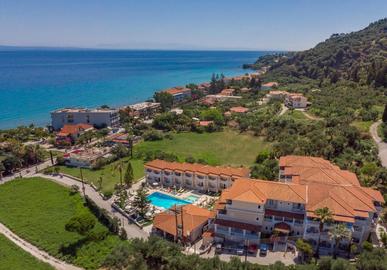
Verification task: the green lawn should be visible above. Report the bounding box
[56,158,144,193]
[134,130,270,166]
[283,110,309,121]
[351,120,373,133]
[0,234,54,270]
[0,178,121,270]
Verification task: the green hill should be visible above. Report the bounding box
[248,18,387,87]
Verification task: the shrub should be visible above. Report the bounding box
[69,185,79,195]
[143,130,163,141]
[185,156,196,163]
[362,241,373,252]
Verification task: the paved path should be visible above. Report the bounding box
[370,120,387,167]
[36,173,149,239]
[0,222,82,270]
[278,104,288,116]
[1,159,55,183]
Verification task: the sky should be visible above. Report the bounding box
[0,0,386,51]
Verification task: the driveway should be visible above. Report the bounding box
[35,173,149,239]
[370,121,387,167]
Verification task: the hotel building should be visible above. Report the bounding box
[144,159,250,193]
[212,156,384,254]
[51,107,120,130]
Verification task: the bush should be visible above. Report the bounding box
[69,185,79,195]
[362,241,373,252]
[185,156,196,163]
[143,130,164,141]
[43,167,54,175]
[103,191,113,200]
[84,196,120,234]
[88,227,109,241]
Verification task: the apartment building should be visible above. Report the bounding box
[144,160,250,193]
[51,108,120,130]
[127,102,160,119]
[163,87,192,104]
[212,156,384,254]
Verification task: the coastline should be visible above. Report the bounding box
[0,50,265,129]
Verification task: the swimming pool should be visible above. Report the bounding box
[184,194,200,203]
[147,192,191,209]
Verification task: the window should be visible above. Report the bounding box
[256,217,259,221]
[226,199,232,205]
[258,205,261,209]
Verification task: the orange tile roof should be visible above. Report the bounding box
[280,155,338,170]
[163,87,191,95]
[198,121,214,127]
[57,123,93,136]
[230,107,249,113]
[262,82,278,87]
[145,159,250,178]
[153,204,211,237]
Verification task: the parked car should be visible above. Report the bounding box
[215,244,223,254]
[259,243,268,256]
[236,245,245,255]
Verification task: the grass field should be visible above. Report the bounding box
[0,234,54,270]
[351,120,373,133]
[134,130,270,166]
[0,178,121,269]
[283,110,310,121]
[56,158,144,193]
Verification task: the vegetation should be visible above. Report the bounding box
[134,129,270,166]
[56,158,144,193]
[0,178,122,269]
[132,186,151,218]
[0,234,54,270]
[314,207,333,258]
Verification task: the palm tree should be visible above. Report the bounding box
[329,223,351,259]
[113,161,124,186]
[314,207,333,258]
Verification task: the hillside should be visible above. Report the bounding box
[248,18,387,87]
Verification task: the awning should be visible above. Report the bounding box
[274,222,291,233]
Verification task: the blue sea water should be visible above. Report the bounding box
[0,49,269,129]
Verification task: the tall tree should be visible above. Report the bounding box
[132,187,150,218]
[314,207,333,258]
[382,104,387,123]
[329,223,351,259]
[124,161,134,187]
[154,92,173,112]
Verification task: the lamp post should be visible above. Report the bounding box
[79,167,86,198]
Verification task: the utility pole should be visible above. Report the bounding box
[49,150,54,165]
[79,167,86,198]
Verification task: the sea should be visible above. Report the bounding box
[0,49,270,129]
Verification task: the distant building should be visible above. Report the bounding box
[152,204,213,244]
[63,147,110,168]
[51,108,119,130]
[127,102,160,119]
[219,88,235,96]
[285,93,308,109]
[229,107,249,114]
[55,123,94,145]
[197,121,214,127]
[262,82,279,90]
[163,87,191,103]
[266,90,289,100]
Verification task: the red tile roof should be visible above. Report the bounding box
[230,107,249,113]
[57,123,93,136]
[145,159,250,178]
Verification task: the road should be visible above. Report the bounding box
[370,120,387,167]
[1,159,55,183]
[0,222,82,270]
[36,173,149,239]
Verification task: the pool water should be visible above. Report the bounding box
[147,192,191,209]
[184,195,200,203]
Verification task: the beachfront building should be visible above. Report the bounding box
[212,156,384,254]
[152,204,213,244]
[51,107,120,130]
[285,93,308,109]
[144,159,250,193]
[127,102,160,119]
[55,123,94,146]
[163,87,192,104]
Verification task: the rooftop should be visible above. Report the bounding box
[128,102,160,111]
[153,204,212,237]
[230,106,249,113]
[52,107,118,114]
[145,159,250,178]
[57,123,94,136]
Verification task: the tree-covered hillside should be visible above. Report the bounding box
[249,18,387,87]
